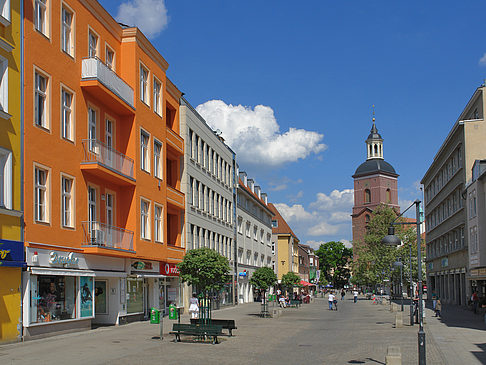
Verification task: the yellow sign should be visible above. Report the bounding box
[0,250,11,259]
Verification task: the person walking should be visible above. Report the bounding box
[341,289,345,301]
[435,298,442,318]
[328,291,335,310]
[189,293,199,319]
[472,291,479,314]
[353,289,358,303]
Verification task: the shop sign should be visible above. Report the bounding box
[131,260,154,271]
[48,251,79,266]
[0,239,25,267]
[160,262,179,276]
[238,271,247,277]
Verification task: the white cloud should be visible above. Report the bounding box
[196,100,326,167]
[308,222,341,236]
[480,53,486,66]
[116,0,169,39]
[274,203,314,222]
[329,212,351,223]
[309,189,354,211]
[340,239,352,249]
[269,184,287,192]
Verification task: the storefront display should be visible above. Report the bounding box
[95,280,107,314]
[80,276,94,317]
[126,277,143,313]
[31,275,76,323]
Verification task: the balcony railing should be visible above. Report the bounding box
[82,139,134,180]
[82,221,134,252]
[81,57,134,108]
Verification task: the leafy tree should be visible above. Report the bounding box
[315,241,353,288]
[178,248,230,293]
[318,275,329,287]
[250,267,277,293]
[281,271,301,295]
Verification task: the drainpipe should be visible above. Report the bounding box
[232,154,238,305]
[19,0,25,342]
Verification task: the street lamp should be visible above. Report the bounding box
[381,199,426,365]
[393,258,404,312]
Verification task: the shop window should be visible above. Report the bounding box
[95,280,107,314]
[31,275,77,323]
[127,277,144,314]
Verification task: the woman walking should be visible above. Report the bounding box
[189,293,199,319]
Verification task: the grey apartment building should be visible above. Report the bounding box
[422,84,486,305]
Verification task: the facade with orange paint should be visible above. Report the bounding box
[22,0,184,339]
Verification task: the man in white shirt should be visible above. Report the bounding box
[328,292,335,310]
[353,290,359,303]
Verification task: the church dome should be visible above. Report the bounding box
[353,159,398,178]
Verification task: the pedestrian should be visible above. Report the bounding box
[189,293,199,319]
[341,289,345,301]
[432,293,437,312]
[328,291,335,310]
[472,291,479,314]
[435,298,441,318]
[353,289,358,303]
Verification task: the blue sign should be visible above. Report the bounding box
[0,239,25,268]
[238,272,247,277]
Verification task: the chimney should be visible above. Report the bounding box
[239,171,247,186]
[261,193,268,204]
[255,185,261,198]
[247,179,254,192]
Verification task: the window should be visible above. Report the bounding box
[140,130,149,172]
[35,71,48,128]
[141,199,150,239]
[154,140,162,179]
[61,176,73,227]
[0,148,12,209]
[246,222,251,237]
[271,220,278,228]
[386,189,391,203]
[0,56,8,116]
[105,46,114,70]
[34,0,47,35]
[0,0,10,24]
[34,167,48,222]
[154,204,163,243]
[237,217,243,234]
[253,226,258,240]
[364,189,371,203]
[61,88,73,141]
[139,64,149,104]
[88,107,97,152]
[153,78,162,115]
[88,186,96,227]
[61,6,74,56]
[88,30,98,58]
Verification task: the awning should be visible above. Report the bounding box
[300,280,315,287]
[135,274,167,278]
[29,267,96,277]
[93,270,127,278]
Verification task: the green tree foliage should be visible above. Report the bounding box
[352,204,425,289]
[315,241,353,288]
[281,271,301,292]
[250,267,277,292]
[178,248,230,293]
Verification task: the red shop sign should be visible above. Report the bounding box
[160,261,180,276]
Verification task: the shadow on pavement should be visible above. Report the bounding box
[472,343,486,363]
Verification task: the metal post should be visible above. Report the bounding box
[159,311,163,340]
[409,242,414,326]
[416,200,426,365]
[400,263,404,312]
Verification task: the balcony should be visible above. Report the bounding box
[82,221,135,256]
[167,185,185,209]
[81,139,135,185]
[81,57,135,115]
[166,127,184,154]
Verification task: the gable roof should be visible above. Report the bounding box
[268,203,299,241]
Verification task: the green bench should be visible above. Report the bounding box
[190,318,237,336]
[170,323,225,344]
[289,299,301,308]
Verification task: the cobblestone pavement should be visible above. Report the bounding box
[0,296,484,364]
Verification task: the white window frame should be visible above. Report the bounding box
[140,129,150,172]
[141,198,150,240]
[34,69,49,129]
[61,86,74,141]
[154,204,163,243]
[139,62,149,105]
[88,28,98,58]
[153,77,162,116]
[0,147,12,209]
[34,165,49,223]
[88,106,97,152]
[34,0,48,36]
[154,139,162,179]
[105,43,115,70]
[61,4,74,57]
[0,0,10,25]
[61,174,74,228]
[0,55,8,119]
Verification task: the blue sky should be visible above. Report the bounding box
[100,0,486,248]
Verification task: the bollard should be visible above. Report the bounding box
[385,346,402,365]
[160,312,163,340]
[395,312,403,328]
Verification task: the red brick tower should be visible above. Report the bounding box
[352,117,399,255]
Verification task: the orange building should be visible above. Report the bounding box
[22,0,184,339]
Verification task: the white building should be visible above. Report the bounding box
[180,98,236,309]
[236,172,274,303]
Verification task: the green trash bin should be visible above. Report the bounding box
[150,307,160,324]
[168,304,178,320]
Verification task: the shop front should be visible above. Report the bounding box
[159,261,182,315]
[128,260,163,322]
[0,239,25,343]
[23,247,96,339]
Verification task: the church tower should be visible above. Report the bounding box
[352,115,399,253]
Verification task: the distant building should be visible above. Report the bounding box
[422,85,486,306]
[352,118,399,256]
[298,244,310,282]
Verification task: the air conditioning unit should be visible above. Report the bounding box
[91,229,104,245]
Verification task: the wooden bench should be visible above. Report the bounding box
[170,323,224,344]
[190,318,237,336]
